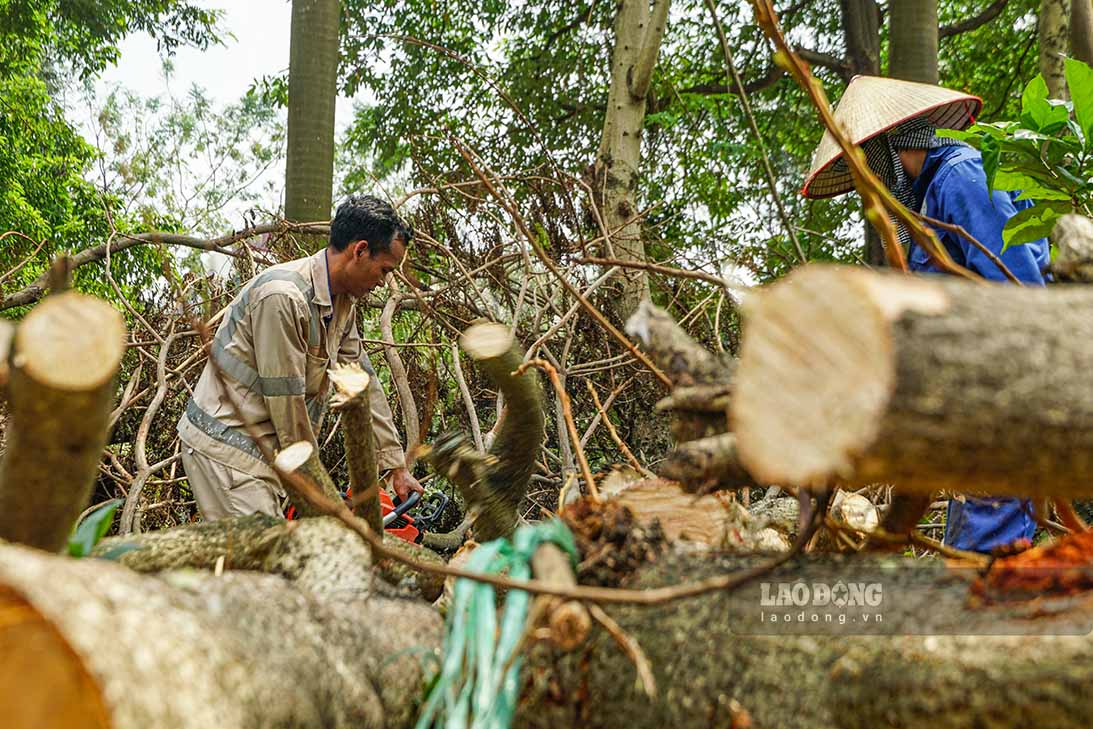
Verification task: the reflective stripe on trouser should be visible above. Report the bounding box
[182,446,282,521]
[184,398,325,463]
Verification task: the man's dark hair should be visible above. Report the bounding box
[329,195,413,255]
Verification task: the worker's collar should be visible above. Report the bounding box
[309,248,335,309]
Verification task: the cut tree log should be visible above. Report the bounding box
[328,362,382,532]
[732,265,1093,499]
[1051,213,1093,283]
[274,441,342,517]
[625,300,734,388]
[426,322,544,543]
[0,291,125,551]
[272,441,446,600]
[517,550,1093,729]
[0,539,442,729]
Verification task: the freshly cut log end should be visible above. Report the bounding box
[273,440,341,518]
[732,264,1093,500]
[328,362,370,410]
[459,321,513,361]
[327,362,381,529]
[732,266,923,486]
[274,441,316,473]
[0,291,127,551]
[13,291,125,391]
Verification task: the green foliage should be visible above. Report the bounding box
[0,0,223,315]
[68,498,122,557]
[939,59,1093,250]
[0,0,222,80]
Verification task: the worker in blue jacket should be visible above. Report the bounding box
[802,75,1050,553]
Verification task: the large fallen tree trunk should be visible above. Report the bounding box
[732,265,1093,498]
[517,549,1093,729]
[0,291,125,551]
[0,531,443,729]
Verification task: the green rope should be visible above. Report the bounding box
[416,519,578,729]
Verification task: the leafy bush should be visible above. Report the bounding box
[940,58,1093,250]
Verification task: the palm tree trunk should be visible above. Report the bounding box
[889,0,939,83]
[285,0,341,247]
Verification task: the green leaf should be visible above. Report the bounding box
[67,499,122,558]
[981,135,1001,194]
[1015,186,1073,202]
[1066,58,1093,143]
[1020,75,1070,131]
[992,169,1042,192]
[1021,74,1049,114]
[1001,201,1072,251]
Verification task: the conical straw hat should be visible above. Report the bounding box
[801,75,982,199]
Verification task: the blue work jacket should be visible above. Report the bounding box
[906,145,1048,552]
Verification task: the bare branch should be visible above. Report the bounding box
[939,0,1010,39]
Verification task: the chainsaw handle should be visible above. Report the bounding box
[383,490,421,527]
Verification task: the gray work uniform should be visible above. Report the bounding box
[178,248,405,521]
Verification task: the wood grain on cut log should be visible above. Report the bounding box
[0,292,125,551]
[274,441,342,518]
[328,363,382,532]
[426,322,544,543]
[732,265,1093,499]
[0,541,442,729]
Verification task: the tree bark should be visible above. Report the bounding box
[427,323,545,542]
[285,0,340,244]
[840,0,886,266]
[0,536,441,729]
[594,0,670,321]
[888,0,939,83]
[329,363,382,531]
[1041,0,1073,99]
[381,289,420,463]
[1072,0,1093,64]
[657,432,760,492]
[516,551,1093,729]
[732,265,1093,498]
[0,292,125,552]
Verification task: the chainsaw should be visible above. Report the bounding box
[285,487,450,546]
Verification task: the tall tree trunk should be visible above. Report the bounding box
[888,0,939,83]
[594,0,670,322]
[841,0,885,266]
[1041,0,1072,98]
[285,0,341,248]
[1072,0,1093,64]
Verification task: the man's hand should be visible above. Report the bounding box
[388,467,424,502]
